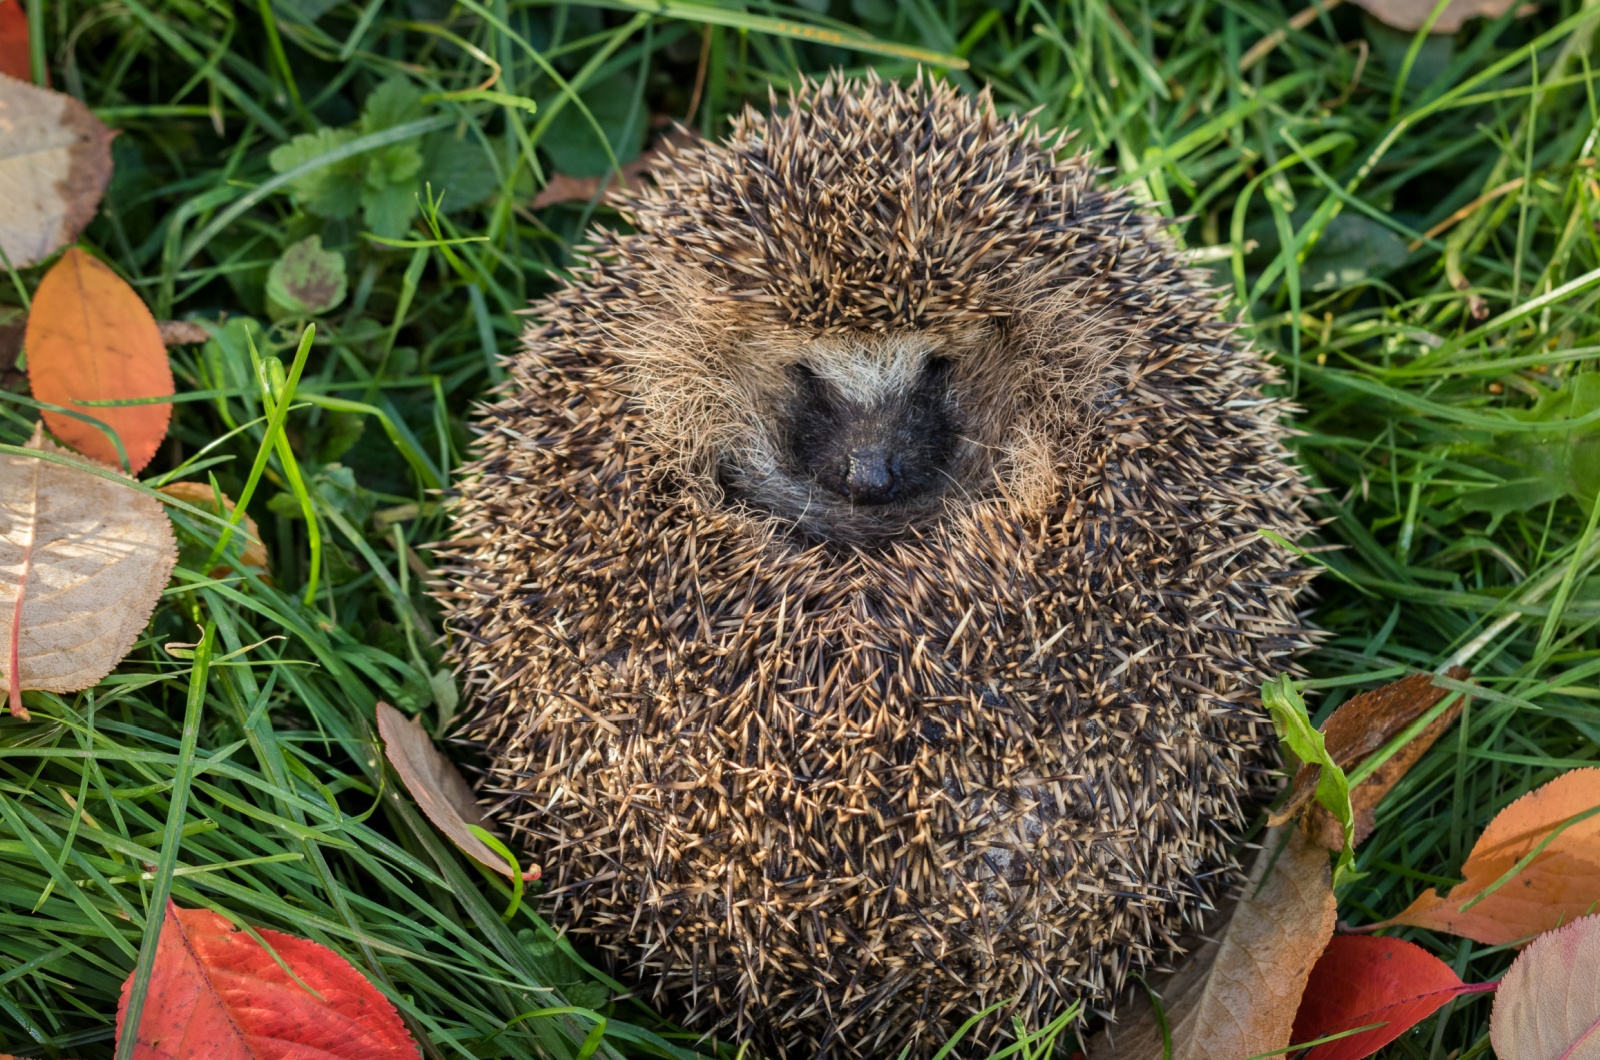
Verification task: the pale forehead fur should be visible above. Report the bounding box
[601,274,1131,526]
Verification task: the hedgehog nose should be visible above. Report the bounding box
[845,448,899,504]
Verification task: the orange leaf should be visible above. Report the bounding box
[24,248,173,473]
[158,482,268,573]
[1380,768,1600,945]
[117,901,419,1059]
[0,1,28,81]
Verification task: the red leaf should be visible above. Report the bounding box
[0,1,29,82]
[116,902,419,1059]
[1292,936,1496,1060]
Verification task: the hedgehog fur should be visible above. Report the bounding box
[439,72,1315,1059]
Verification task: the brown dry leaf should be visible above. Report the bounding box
[156,320,210,346]
[1489,913,1600,1060]
[0,73,114,268]
[532,152,659,209]
[1352,0,1521,32]
[1087,828,1337,1060]
[376,701,537,880]
[1379,767,1600,945]
[0,428,177,719]
[1272,668,1469,849]
[531,128,699,210]
[158,481,268,572]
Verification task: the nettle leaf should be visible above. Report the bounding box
[269,126,362,220]
[1264,676,1359,886]
[420,130,503,211]
[362,77,425,132]
[268,78,432,237]
[1460,374,1600,519]
[267,235,348,318]
[539,71,649,179]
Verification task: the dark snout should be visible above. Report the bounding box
[782,359,957,508]
[843,446,903,505]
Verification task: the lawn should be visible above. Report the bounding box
[4,0,1600,1058]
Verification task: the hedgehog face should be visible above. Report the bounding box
[620,309,1119,545]
[778,347,958,508]
[715,333,990,541]
[445,73,1316,1060]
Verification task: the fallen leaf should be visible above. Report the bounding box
[1490,913,1600,1060]
[0,429,176,719]
[1086,828,1337,1060]
[1352,0,1521,32]
[158,481,267,573]
[116,901,419,1059]
[1291,936,1496,1060]
[0,74,113,268]
[532,152,657,209]
[155,320,210,346]
[0,1,29,81]
[376,701,538,880]
[1377,768,1600,945]
[529,124,697,209]
[1273,668,1469,849]
[24,247,173,473]
[266,235,347,318]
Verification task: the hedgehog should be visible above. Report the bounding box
[439,72,1315,1059]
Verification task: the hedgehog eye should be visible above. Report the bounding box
[787,362,831,402]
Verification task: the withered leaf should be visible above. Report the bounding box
[1273,668,1469,850]
[377,701,537,880]
[0,429,176,719]
[156,320,210,346]
[1087,829,1337,1060]
[1490,913,1600,1060]
[0,73,114,268]
[1351,0,1526,33]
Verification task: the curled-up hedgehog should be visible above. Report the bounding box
[440,72,1314,1059]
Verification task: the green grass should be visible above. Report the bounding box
[5,0,1600,1057]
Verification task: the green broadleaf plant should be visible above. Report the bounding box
[1263,675,1361,887]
